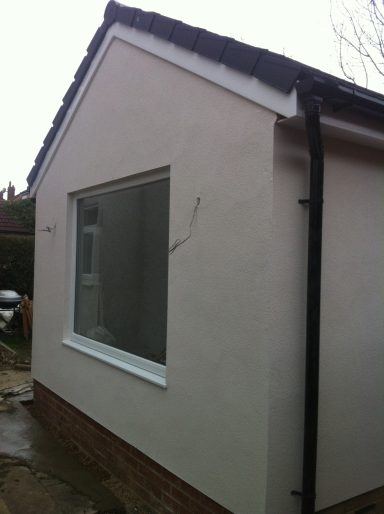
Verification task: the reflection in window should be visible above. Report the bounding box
[74,179,170,365]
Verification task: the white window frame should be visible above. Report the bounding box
[63,167,170,388]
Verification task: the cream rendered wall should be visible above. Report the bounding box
[268,125,384,513]
[317,137,384,509]
[31,38,276,513]
[266,125,308,514]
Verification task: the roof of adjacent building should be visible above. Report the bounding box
[0,203,33,235]
[27,1,384,188]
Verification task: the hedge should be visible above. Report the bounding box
[2,199,35,233]
[0,234,35,298]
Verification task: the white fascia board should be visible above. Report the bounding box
[30,22,299,196]
[30,27,115,197]
[112,23,298,118]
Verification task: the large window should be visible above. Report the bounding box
[73,177,170,370]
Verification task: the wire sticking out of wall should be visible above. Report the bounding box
[38,223,56,233]
[169,197,200,255]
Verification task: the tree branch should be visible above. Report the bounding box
[331,0,384,87]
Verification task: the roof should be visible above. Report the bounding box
[27,1,384,188]
[0,204,33,235]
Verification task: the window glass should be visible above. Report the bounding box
[74,178,170,365]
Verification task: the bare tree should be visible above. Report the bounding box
[331,0,384,89]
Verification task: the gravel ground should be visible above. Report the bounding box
[0,369,31,390]
[102,476,155,514]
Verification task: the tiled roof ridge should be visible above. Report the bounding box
[101,2,384,98]
[27,1,384,188]
[108,3,340,85]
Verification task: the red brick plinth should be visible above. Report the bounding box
[33,380,231,514]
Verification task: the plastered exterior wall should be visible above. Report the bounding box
[268,125,384,513]
[266,125,308,514]
[317,137,384,509]
[31,37,276,513]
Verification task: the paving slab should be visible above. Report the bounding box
[0,461,94,514]
[0,392,125,514]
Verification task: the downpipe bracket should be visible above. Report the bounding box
[298,198,324,206]
[291,490,316,500]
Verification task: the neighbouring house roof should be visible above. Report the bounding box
[14,190,30,201]
[27,1,384,189]
[0,203,33,235]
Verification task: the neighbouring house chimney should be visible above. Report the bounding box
[7,181,15,201]
[0,188,5,200]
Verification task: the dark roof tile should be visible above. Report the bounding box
[28,165,37,186]
[34,147,46,169]
[43,128,56,148]
[169,23,202,50]
[194,31,229,60]
[51,105,67,127]
[62,82,77,106]
[150,14,178,40]
[74,55,91,81]
[115,4,136,26]
[133,10,154,30]
[86,25,108,55]
[104,0,118,23]
[253,53,301,92]
[221,41,262,74]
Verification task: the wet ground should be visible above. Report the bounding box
[0,386,126,513]
[0,455,99,514]
[0,335,154,514]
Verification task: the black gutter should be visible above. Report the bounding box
[292,92,324,514]
[297,76,384,119]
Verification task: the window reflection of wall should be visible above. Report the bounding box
[75,201,101,337]
[74,179,169,365]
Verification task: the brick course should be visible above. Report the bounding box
[317,487,384,514]
[33,380,232,514]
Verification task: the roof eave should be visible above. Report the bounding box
[27,1,384,191]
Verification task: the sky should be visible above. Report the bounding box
[0,0,376,194]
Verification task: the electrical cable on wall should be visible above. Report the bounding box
[169,197,200,255]
[38,223,56,233]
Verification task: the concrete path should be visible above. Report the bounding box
[0,390,125,514]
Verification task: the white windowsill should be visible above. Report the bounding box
[63,338,167,388]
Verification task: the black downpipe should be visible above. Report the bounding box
[293,95,325,514]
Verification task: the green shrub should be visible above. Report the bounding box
[0,235,35,297]
[3,199,35,233]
